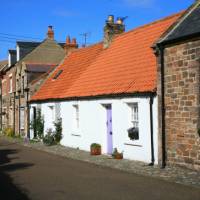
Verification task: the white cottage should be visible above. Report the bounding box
[30,13,181,164]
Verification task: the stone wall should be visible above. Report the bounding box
[164,39,200,170]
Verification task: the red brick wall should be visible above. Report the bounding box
[2,68,16,96]
[163,40,200,170]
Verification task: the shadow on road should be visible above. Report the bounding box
[0,148,33,200]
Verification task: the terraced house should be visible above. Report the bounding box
[0,26,78,137]
[30,13,181,165]
[30,1,200,170]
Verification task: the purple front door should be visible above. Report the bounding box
[106,105,113,154]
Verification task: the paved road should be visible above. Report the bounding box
[0,139,199,200]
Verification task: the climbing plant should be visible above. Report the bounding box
[30,109,44,139]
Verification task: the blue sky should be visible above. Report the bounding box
[0,0,195,60]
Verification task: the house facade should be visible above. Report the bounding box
[0,26,78,137]
[30,14,180,164]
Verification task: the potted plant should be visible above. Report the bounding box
[112,148,123,159]
[127,127,139,140]
[90,143,101,155]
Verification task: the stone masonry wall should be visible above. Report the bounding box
[164,39,200,170]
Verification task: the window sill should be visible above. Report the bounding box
[71,134,81,137]
[124,143,142,147]
[124,139,142,147]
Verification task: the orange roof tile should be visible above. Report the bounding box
[31,12,182,101]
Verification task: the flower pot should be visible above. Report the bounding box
[90,146,101,155]
[114,153,123,159]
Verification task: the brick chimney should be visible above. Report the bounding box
[47,25,54,40]
[64,36,78,55]
[103,15,125,48]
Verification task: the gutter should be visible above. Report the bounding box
[158,44,166,168]
[29,91,157,104]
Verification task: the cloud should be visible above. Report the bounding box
[123,0,155,8]
[53,10,78,17]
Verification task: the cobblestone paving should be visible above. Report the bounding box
[1,135,200,188]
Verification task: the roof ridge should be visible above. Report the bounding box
[115,10,185,39]
[25,62,57,65]
[71,42,103,54]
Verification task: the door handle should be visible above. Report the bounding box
[110,131,112,135]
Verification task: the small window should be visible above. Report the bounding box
[9,76,12,93]
[22,76,25,94]
[53,70,63,80]
[127,103,138,128]
[20,107,25,130]
[127,103,139,140]
[48,105,55,122]
[9,107,13,125]
[73,105,79,129]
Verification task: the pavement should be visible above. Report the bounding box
[0,138,200,200]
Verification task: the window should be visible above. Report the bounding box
[9,76,13,93]
[127,103,139,140]
[22,76,25,94]
[20,107,25,130]
[2,108,6,125]
[2,79,6,96]
[53,70,63,80]
[55,103,61,122]
[129,103,138,128]
[73,105,79,129]
[48,105,55,122]
[9,107,13,126]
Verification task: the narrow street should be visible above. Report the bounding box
[0,139,199,200]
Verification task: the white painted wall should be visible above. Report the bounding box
[30,96,158,164]
[16,45,20,61]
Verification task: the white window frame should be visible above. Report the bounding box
[129,103,139,128]
[2,79,6,96]
[126,102,141,144]
[9,107,13,126]
[48,105,55,122]
[9,75,13,93]
[73,104,79,129]
[20,107,25,130]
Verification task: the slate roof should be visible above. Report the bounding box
[26,63,57,73]
[31,12,182,102]
[16,41,65,61]
[160,3,200,44]
[18,39,65,65]
[0,60,8,71]
[17,41,41,60]
[8,49,16,54]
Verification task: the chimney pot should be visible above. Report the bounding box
[103,15,125,48]
[47,25,54,40]
[107,15,114,23]
[66,36,71,44]
[116,17,123,25]
[64,36,78,55]
[72,38,77,45]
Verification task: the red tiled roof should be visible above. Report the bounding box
[31,12,182,101]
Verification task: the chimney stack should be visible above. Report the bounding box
[47,25,54,40]
[64,36,78,55]
[103,15,125,48]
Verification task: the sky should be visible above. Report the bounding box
[0,0,195,60]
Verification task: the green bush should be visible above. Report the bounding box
[54,118,63,144]
[43,129,55,146]
[30,109,44,139]
[3,128,15,137]
[90,143,101,148]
